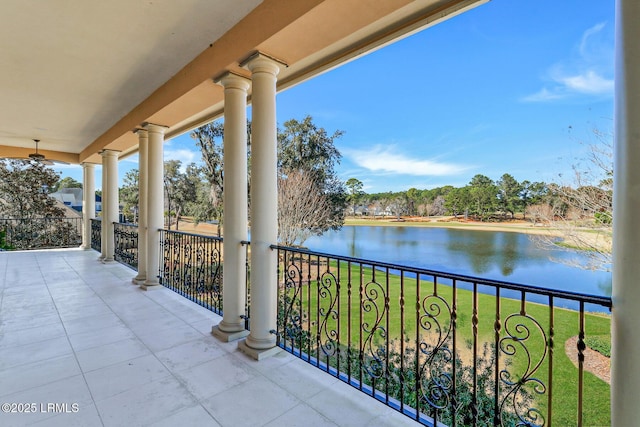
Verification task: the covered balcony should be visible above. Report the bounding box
[0,0,638,426]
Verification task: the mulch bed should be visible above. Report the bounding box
[565,336,610,384]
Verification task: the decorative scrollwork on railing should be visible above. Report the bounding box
[207,240,222,310]
[114,223,138,270]
[281,261,306,347]
[361,279,388,380]
[171,235,182,286]
[159,230,224,315]
[418,294,454,412]
[499,312,548,427]
[183,240,194,290]
[269,244,612,427]
[161,231,172,282]
[194,242,206,293]
[317,269,339,358]
[90,219,101,251]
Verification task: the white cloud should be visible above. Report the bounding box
[522,22,613,102]
[164,148,199,166]
[521,87,566,103]
[580,22,606,56]
[345,145,471,177]
[558,70,613,95]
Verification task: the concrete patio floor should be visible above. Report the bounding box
[0,249,418,427]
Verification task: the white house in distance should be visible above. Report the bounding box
[49,188,102,213]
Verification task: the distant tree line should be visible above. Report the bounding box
[345,172,611,225]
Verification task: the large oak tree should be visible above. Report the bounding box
[0,159,80,249]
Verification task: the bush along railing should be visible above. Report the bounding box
[90,218,101,252]
[0,217,82,250]
[159,229,223,315]
[272,245,612,427]
[114,222,138,270]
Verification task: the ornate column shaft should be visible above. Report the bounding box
[142,123,167,290]
[80,163,95,250]
[133,129,149,284]
[612,1,640,424]
[239,53,285,359]
[212,72,251,342]
[102,150,119,262]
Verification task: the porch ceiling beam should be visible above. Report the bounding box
[0,145,80,164]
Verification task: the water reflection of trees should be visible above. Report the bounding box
[447,229,497,274]
[446,230,529,276]
[499,232,518,275]
[598,278,612,296]
[347,225,360,258]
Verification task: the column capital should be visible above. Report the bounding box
[241,52,286,76]
[81,162,97,168]
[133,128,149,136]
[142,122,169,134]
[100,149,120,158]
[214,71,251,91]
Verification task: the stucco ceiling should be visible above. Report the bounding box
[0,0,262,155]
[0,0,487,164]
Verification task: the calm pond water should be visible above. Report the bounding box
[304,226,612,310]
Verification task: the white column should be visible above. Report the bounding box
[133,129,148,284]
[80,163,95,250]
[102,150,119,262]
[99,161,107,259]
[142,123,167,290]
[612,1,640,425]
[239,53,284,359]
[212,72,251,342]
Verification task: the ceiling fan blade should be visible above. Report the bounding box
[1,139,71,166]
[2,156,30,162]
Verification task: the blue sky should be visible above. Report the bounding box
[57,0,614,193]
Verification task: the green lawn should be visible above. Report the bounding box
[278,256,611,426]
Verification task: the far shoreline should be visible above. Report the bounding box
[344,216,557,237]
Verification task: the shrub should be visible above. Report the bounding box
[585,335,611,357]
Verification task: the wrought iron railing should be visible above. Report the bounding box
[90,218,101,251]
[0,217,82,250]
[241,240,251,330]
[114,222,138,270]
[272,244,612,427]
[159,229,224,315]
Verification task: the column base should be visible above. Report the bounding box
[79,244,92,251]
[212,325,249,342]
[238,339,281,361]
[140,279,161,290]
[101,257,114,263]
[132,275,146,285]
